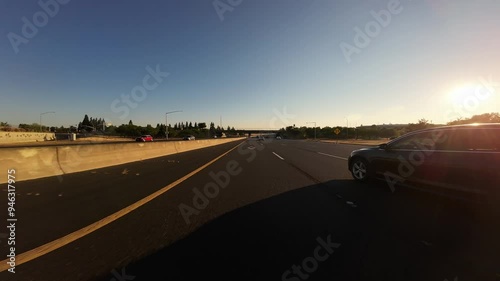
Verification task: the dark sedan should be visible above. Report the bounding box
[348,123,500,199]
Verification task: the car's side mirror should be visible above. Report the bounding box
[379,143,388,149]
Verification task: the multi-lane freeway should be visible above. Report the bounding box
[0,138,499,281]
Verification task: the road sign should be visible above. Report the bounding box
[334,128,341,135]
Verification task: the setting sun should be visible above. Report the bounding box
[448,83,476,104]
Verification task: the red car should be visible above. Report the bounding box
[135,135,153,142]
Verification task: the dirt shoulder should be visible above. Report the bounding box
[0,136,134,147]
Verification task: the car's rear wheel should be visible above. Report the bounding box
[351,158,369,182]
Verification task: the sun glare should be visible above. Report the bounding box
[448,84,476,104]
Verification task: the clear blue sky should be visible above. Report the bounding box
[1,0,499,129]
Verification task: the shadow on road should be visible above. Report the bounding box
[98,179,499,281]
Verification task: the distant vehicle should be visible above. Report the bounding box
[276,136,282,140]
[136,135,153,142]
[348,123,500,200]
[183,135,195,140]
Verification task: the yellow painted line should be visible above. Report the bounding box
[0,140,244,272]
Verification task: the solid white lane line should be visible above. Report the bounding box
[317,152,348,161]
[272,152,285,160]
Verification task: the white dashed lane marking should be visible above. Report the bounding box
[317,152,348,160]
[272,152,285,160]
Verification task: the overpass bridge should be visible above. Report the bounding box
[238,129,280,137]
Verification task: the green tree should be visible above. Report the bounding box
[407,118,431,132]
[447,112,500,125]
[0,122,11,131]
[116,123,140,137]
[78,115,92,132]
[19,123,40,132]
[142,124,156,136]
[209,122,216,137]
[156,124,166,138]
[106,125,116,135]
[82,115,91,126]
[284,125,302,139]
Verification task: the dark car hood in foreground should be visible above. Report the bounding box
[350,146,382,155]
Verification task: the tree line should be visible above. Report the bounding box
[277,113,500,140]
[2,112,499,140]
[0,114,240,139]
[113,120,239,138]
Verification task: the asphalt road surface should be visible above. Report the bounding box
[0,138,499,281]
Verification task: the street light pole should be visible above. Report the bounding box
[40,111,55,132]
[346,117,349,140]
[165,110,182,140]
[306,122,316,140]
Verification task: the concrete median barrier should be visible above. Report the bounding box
[0,138,244,183]
[0,147,64,183]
